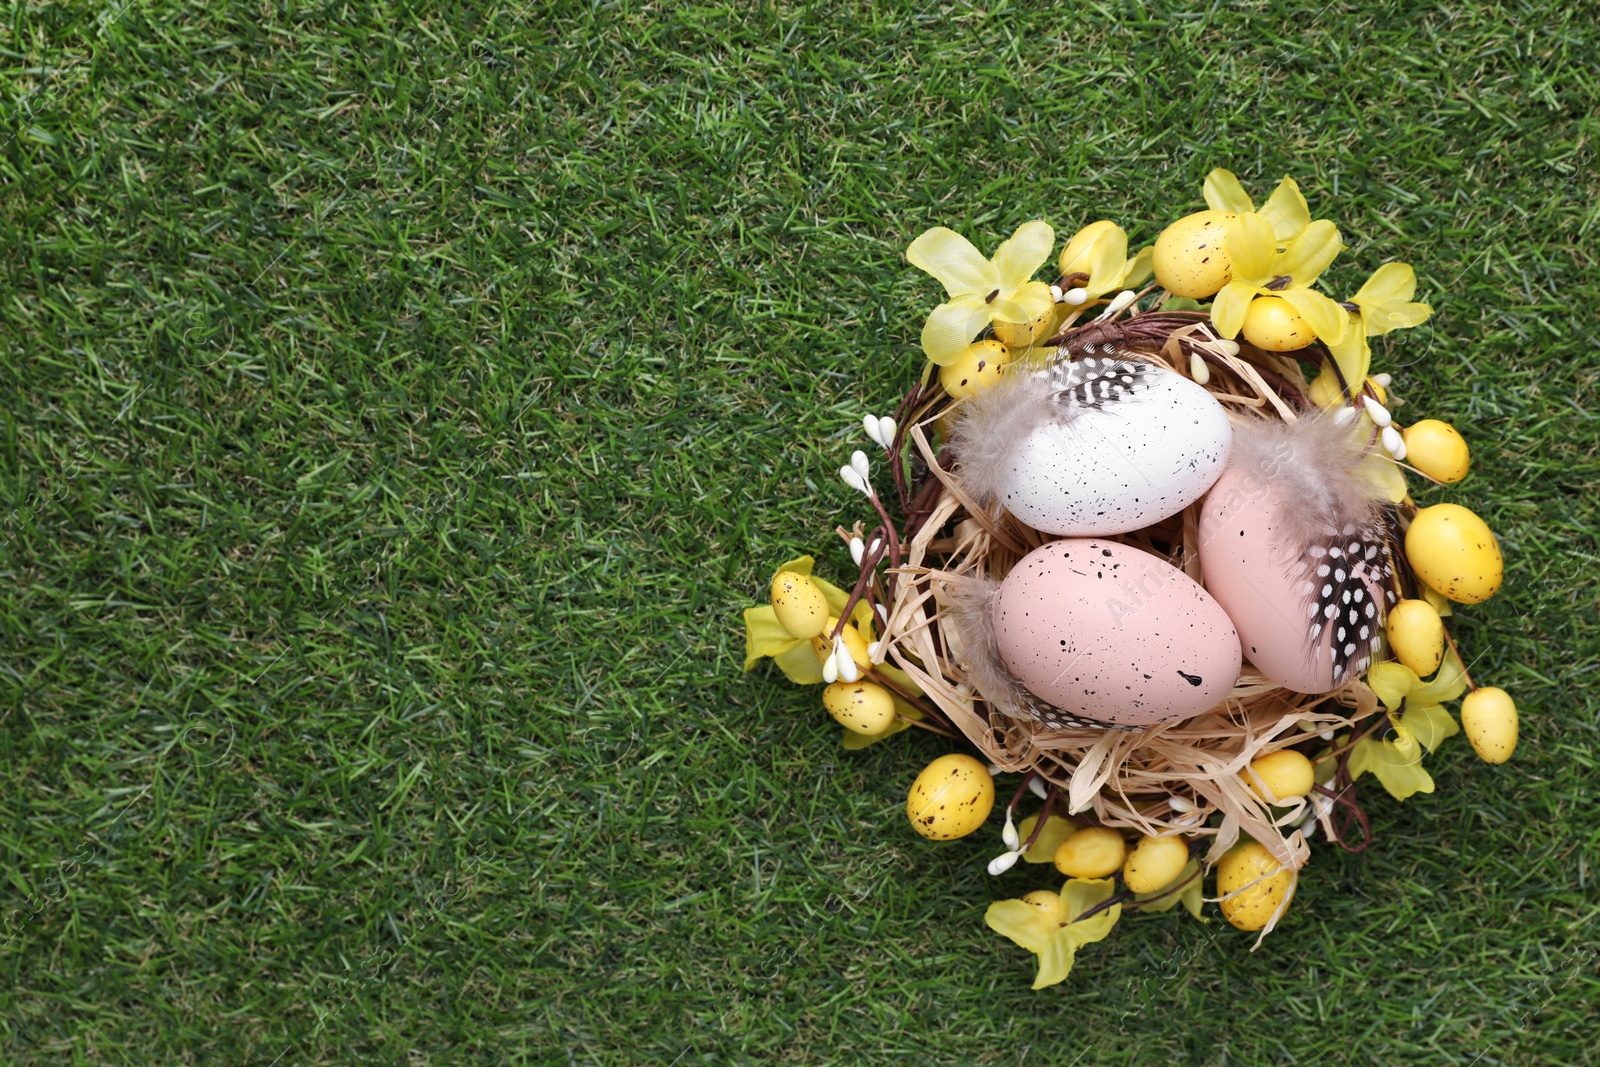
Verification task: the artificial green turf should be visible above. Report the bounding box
[0,0,1597,1063]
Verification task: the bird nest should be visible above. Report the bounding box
[866,310,1383,881]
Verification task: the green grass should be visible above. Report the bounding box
[0,0,1596,1062]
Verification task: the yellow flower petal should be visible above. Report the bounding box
[1367,661,1419,711]
[906,227,997,299]
[1278,287,1349,346]
[1258,177,1311,243]
[1059,877,1120,930]
[920,297,993,365]
[993,281,1055,327]
[772,638,824,684]
[1404,701,1460,754]
[1118,245,1155,289]
[1086,224,1131,296]
[985,897,1058,955]
[1410,648,1468,706]
[992,220,1055,292]
[1058,220,1121,277]
[1210,282,1258,340]
[1365,300,1432,337]
[1224,212,1277,287]
[1203,168,1254,214]
[1353,261,1417,306]
[1275,220,1343,285]
[774,555,816,579]
[1349,732,1436,801]
[743,606,797,669]
[1359,450,1409,504]
[1325,323,1371,400]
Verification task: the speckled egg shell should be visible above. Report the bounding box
[1198,467,1390,694]
[991,539,1241,727]
[1000,359,1232,536]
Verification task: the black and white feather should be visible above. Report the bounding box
[1227,414,1402,684]
[946,349,1154,508]
[947,348,1232,537]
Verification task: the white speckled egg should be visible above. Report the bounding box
[997,358,1232,536]
[1199,466,1393,693]
[991,539,1241,727]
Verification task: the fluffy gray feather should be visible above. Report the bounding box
[1225,411,1394,553]
[945,363,1059,509]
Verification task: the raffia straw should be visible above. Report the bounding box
[872,327,1388,884]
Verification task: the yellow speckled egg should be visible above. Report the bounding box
[1240,296,1315,352]
[811,618,872,671]
[1386,598,1444,676]
[1122,835,1190,893]
[939,340,1009,400]
[1020,889,1064,921]
[770,571,829,639]
[1461,687,1518,764]
[822,681,895,735]
[1239,750,1315,803]
[1052,827,1127,878]
[906,755,994,840]
[1217,842,1296,931]
[1406,503,1503,604]
[1402,420,1471,483]
[1153,210,1237,298]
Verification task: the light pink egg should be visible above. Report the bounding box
[991,539,1241,727]
[1198,466,1390,693]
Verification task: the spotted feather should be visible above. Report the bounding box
[1297,512,1400,684]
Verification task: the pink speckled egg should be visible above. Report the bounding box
[1198,467,1393,693]
[991,539,1242,727]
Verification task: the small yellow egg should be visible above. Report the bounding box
[1217,842,1297,931]
[906,754,995,840]
[1122,835,1191,894]
[811,618,872,671]
[821,681,895,735]
[939,340,1009,400]
[1386,598,1445,676]
[1402,420,1471,483]
[1240,296,1315,352]
[1364,376,1388,405]
[770,571,829,639]
[1052,827,1127,879]
[1020,889,1064,922]
[1461,687,1518,764]
[1153,210,1237,298]
[1239,750,1315,803]
[1406,503,1504,604]
[990,302,1056,348]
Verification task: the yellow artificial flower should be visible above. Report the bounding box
[743,555,875,685]
[906,221,1056,364]
[1210,213,1348,346]
[985,878,1122,989]
[1056,221,1153,303]
[1348,649,1467,800]
[1312,263,1435,405]
[743,555,926,747]
[1203,168,1313,246]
